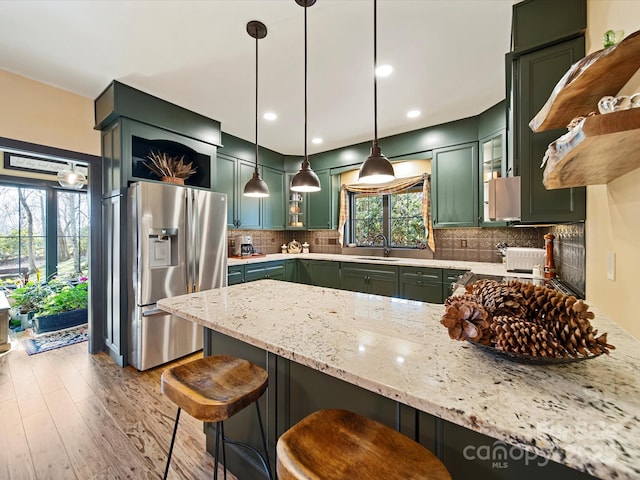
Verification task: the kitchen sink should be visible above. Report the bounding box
[355,256,399,262]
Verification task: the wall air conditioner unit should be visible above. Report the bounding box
[488,176,521,221]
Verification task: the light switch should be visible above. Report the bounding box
[606,251,615,281]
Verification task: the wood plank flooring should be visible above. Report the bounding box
[0,334,238,480]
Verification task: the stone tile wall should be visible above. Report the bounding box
[548,223,586,296]
[431,227,545,263]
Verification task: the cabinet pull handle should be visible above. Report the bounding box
[416,280,423,285]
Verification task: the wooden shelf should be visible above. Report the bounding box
[542,108,640,189]
[530,28,640,190]
[530,30,640,133]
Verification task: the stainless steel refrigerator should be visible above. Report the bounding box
[127,182,227,370]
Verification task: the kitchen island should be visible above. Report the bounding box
[157,280,640,480]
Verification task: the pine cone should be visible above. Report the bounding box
[491,316,563,357]
[467,279,527,318]
[507,280,615,357]
[440,297,492,344]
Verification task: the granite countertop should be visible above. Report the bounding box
[158,280,640,480]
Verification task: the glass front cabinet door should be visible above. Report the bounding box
[479,130,507,226]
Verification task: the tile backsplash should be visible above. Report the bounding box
[548,223,585,296]
[431,227,545,263]
[228,224,586,295]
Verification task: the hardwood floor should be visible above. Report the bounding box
[0,334,238,480]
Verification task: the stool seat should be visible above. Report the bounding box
[277,409,451,480]
[161,355,268,423]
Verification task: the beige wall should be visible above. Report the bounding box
[0,70,99,156]
[585,1,640,339]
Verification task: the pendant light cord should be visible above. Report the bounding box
[255,33,259,173]
[373,0,378,143]
[304,4,308,163]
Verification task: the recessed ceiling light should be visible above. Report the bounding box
[407,110,421,118]
[312,137,323,144]
[375,64,393,77]
[263,112,277,121]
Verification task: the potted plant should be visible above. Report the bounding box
[8,275,52,329]
[33,278,88,333]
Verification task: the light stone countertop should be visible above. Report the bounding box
[158,280,640,480]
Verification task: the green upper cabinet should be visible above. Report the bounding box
[216,153,261,229]
[262,166,285,229]
[286,173,307,230]
[511,0,586,54]
[307,169,338,230]
[215,153,237,229]
[431,142,479,228]
[511,37,586,223]
[237,160,262,229]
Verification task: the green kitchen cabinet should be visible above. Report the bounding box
[340,263,398,298]
[227,265,245,285]
[479,130,508,227]
[216,153,262,229]
[244,260,286,282]
[298,259,341,289]
[262,166,285,229]
[286,173,307,230]
[307,169,339,230]
[284,259,297,282]
[510,38,586,223]
[442,269,468,300]
[511,0,586,54]
[398,266,443,304]
[431,142,479,228]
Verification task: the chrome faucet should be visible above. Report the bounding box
[372,234,391,257]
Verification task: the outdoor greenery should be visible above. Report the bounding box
[0,185,88,282]
[352,186,425,247]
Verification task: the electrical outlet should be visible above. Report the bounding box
[460,240,467,248]
[607,251,616,281]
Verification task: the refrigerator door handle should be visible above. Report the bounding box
[185,189,195,293]
[193,191,201,292]
[142,308,169,317]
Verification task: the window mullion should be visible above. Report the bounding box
[383,195,391,241]
[46,188,57,280]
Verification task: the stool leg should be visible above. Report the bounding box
[214,421,221,480]
[255,402,273,480]
[164,407,181,480]
[221,421,227,480]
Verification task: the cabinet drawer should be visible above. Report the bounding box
[341,262,398,277]
[227,265,244,285]
[245,261,285,282]
[400,266,442,282]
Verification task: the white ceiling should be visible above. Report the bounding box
[0,0,514,156]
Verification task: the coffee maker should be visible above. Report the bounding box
[234,235,254,256]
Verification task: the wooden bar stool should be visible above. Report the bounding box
[161,355,273,480]
[277,409,451,480]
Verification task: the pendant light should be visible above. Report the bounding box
[243,20,270,198]
[57,162,86,189]
[358,0,395,184]
[290,0,321,193]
